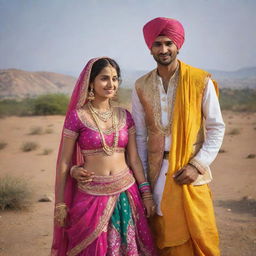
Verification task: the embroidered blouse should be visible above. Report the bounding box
[63,107,135,155]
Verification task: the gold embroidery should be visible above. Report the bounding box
[63,128,78,139]
[67,195,118,256]
[76,107,126,135]
[189,158,207,175]
[81,147,125,156]
[126,192,152,256]
[78,170,135,195]
[151,64,180,135]
[88,168,130,182]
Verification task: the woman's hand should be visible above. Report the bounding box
[71,166,94,184]
[143,198,156,218]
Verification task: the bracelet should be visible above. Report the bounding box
[141,192,153,199]
[70,165,80,178]
[139,181,151,195]
[55,202,67,208]
[142,195,153,201]
[54,203,68,225]
[140,187,151,194]
[138,181,150,189]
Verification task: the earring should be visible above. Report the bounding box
[87,87,95,101]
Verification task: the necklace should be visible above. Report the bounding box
[88,103,119,156]
[88,102,113,122]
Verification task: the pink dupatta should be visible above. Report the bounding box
[51,57,104,256]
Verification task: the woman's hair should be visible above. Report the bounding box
[89,58,121,84]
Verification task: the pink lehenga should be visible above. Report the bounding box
[51,57,157,256]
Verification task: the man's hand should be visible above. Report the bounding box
[71,166,94,184]
[173,164,200,185]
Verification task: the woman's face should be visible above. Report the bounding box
[90,65,119,100]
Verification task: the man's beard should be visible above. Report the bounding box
[153,53,176,66]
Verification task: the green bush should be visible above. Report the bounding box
[219,89,256,112]
[0,176,32,210]
[32,94,69,115]
[0,98,33,117]
[0,94,69,117]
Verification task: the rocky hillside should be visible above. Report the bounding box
[0,69,76,99]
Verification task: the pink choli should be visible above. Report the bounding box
[63,107,135,155]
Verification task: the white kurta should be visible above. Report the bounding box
[132,71,225,215]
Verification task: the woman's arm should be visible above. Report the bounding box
[55,137,76,204]
[126,132,147,184]
[126,132,156,217]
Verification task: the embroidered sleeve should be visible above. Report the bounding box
[63,109,80,139]
[125,109,136,134]
[189,158,207,175]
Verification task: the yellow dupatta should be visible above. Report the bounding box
[153,61,220,255]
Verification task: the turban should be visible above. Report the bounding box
[143,17,185,49]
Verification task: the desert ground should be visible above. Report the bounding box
[0,111,255,256]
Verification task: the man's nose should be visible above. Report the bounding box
[159,44,168,54]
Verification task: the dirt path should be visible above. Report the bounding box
[0,112,255,256]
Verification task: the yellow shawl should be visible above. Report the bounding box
[153,61,219,254]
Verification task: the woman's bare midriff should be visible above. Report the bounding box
[83,152,128,176]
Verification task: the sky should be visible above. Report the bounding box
[0,0,256,76]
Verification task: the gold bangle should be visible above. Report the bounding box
[55,202,67,208]
[70,165,80,177]
[54,203,68,226]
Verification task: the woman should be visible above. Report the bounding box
[51,57,158,256]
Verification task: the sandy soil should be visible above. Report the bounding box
[0,111,255,256]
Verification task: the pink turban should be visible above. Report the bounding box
[143,17,185,49]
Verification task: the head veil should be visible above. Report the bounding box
[51,57,105,255]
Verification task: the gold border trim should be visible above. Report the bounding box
[67,195,118,256]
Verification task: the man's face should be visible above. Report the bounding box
[150,36,178,66]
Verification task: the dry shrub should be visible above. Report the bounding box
[29,126,43,135]
[228,128,241,135]
[21,142,39,152]
[246,154,256,159]
[42,148,53,155]
[0,141,7,150]
[0,176,32,210]
[45,128,54,134]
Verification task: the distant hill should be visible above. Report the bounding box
[0,69,76,99]
[0,66,255,99]
[209,67,256,79]
[122,67,256,89]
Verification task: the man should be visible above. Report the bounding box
[132,17,225,255]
